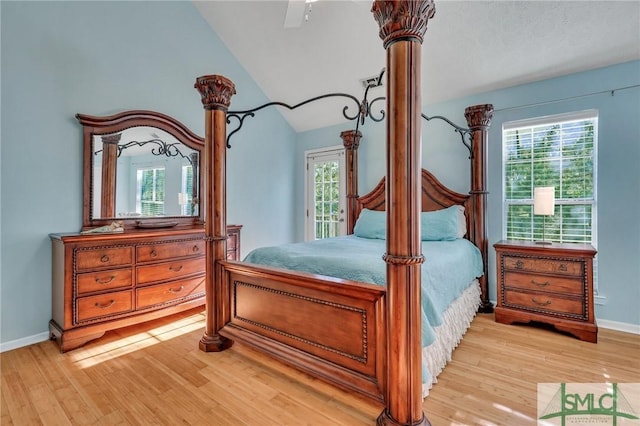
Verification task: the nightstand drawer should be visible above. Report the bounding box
[503,271,583,295]
[503,256,582,276]
[503,290,584,318]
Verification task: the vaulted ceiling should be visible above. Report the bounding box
[194,1,640,132]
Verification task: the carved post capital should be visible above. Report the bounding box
[371,0,436,48]
[101,133,121,145]
[464,104,494,130]
[194,74,236,111]
[340,129,362,150]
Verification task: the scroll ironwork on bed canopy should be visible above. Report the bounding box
[420,113,473,158]
[95,136,197,165]
[224,67,472,156]
[225,69,386,148]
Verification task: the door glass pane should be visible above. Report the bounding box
[314,160,340,239]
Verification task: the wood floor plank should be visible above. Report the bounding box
[2,309,638,426]
[1,369,41,425]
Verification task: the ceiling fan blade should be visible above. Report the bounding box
[284,0,306,28]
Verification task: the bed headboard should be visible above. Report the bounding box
[353,168,472,238]
[342,103,494,314]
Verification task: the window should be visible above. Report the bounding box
[502,110,597,245]
[137,167,165,216]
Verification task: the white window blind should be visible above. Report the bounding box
[502,110,597,244]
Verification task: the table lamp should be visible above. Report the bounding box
[534,186,555,245]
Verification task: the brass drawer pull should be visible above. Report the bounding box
[559,263,568,272]
[192,245,200,252]
[100,255,110,263]
[531,279,550,287]
[168,285,185,294]
[532,297,551,307]
[150,249,158,258]
[95,275,116,285]
[95,300,115,309]
[169,265,183,272]
[515,260,524,269]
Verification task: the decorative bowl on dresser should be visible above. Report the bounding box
[494,240,597,343]
[49,110,242,352]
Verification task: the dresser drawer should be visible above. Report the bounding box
[503,271,583,295]
[136,276,205,309]
[76,290,133,322]
[76,247,133,271]
[137,239,205,263]
[503,256,582,276]
[136,257,205,285]
[77,268,133,295]
[503,290,584,318]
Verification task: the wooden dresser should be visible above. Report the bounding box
[494,240,597,343]
[50,225,241,352]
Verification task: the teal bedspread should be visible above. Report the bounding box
[243,235,484,347]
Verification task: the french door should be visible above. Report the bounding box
[305,146,346,241]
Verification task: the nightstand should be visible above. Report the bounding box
[494,240,597,343]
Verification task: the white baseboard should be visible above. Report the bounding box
[598,319,640,335]
[0,332,50,353]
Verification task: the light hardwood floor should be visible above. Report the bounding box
[2,309,638,425]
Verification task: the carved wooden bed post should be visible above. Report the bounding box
[340,129,362,234]
[194,74,236,352]
[372,1,435,425]
[465,104,494,313]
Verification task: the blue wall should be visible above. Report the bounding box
[2,1,637,349]
[0,1,296,347]
[298,61,640,327]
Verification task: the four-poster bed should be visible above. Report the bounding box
[193,2,493,425]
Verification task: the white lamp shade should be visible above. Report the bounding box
[534,186,555,216]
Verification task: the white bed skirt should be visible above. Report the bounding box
[422,279,481,398]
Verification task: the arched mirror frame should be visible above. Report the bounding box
[77,110,205,230]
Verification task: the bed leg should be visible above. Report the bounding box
[479,300,494,313]
[478,276,494,313]
[199,333,233,352]
[377,410,431,426]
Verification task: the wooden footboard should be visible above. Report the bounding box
[218,260,387,402]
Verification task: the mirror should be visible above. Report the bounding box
[77,110,204,230]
